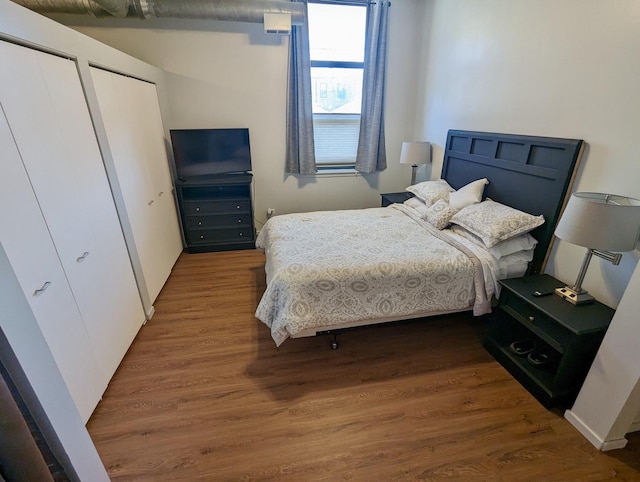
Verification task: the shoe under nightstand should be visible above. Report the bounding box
[483,274,615,408]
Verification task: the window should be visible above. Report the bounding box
[308,1,367,169]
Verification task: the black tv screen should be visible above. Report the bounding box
[170,128,252,178]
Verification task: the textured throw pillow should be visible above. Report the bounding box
[424,199,459,230]
[450,200,545,247]
[406,179,454,206]
[449,178,489,210]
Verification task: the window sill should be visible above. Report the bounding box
[307,167,359,177]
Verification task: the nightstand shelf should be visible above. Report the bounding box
[380,191,413,207]
[484,274,614,408]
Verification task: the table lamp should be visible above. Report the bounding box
[554,192,640,304]
[400,141,430,185]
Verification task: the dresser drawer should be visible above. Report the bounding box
[183,199,250,215]
[185,213,252,229]
[186,227,254,245]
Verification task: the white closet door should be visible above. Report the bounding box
[125,75,183,290]
[0,41,145,411]
[0,106,103,422]
[37,51,146,379]
[91,67,182,303]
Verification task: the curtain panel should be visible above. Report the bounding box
[285,0,317,175]
[355,0,390,174]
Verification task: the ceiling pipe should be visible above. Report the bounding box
[14,0,129,17]
[12,0,306,23]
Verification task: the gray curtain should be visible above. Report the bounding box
[285,0,316,174]
[355,0,390,174]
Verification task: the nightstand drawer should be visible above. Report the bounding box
[501,293,569,353]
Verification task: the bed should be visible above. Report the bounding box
[256,130,584,347]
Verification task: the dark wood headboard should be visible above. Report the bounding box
[441,130,584,275]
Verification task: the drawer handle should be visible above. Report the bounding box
[76,251,90,262]
[200,235,205,239]
[239,233,243,237]
[33,281,51,297]
[528,316,535,322]
[196,207,200,212]
[236,205,241,209]
[238,219,242,223]
[198,221,202,226]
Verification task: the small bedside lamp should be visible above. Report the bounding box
[554,192,640,304]
[400,141,431,185]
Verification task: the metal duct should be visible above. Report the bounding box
[14,0,129,17]
[12,0,305,23]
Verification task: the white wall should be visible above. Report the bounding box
[417,0,640,309]
[417,0,640,445]
[51,0,426,230]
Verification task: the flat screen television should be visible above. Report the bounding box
[170,128,252,179]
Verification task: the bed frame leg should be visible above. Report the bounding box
[330,332,339,350]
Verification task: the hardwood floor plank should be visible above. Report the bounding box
[87,250,640,480]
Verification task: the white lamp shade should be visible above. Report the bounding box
[399,141,431,166]
[555,192,640,252]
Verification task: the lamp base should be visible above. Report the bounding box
[554,286,594,305]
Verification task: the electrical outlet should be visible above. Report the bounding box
[267,208,275,219]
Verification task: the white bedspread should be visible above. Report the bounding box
[255,204,497,346]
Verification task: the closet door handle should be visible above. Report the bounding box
[33,281,52,297]
[148,199,155,206]
[159,191,164,197]
[76,251,90,262]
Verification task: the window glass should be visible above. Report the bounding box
[308,4,366,62]
[308,2,366,167]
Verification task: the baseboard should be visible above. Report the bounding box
[564,409,628,451]
[145,305,155,321]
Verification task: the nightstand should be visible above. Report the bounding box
[380,191,414,207]
[483,274,614,408]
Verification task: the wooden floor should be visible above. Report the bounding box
[88,250,640,481]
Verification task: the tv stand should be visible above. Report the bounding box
[175,173,255,253]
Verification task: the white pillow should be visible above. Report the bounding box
[449,225,537,258]
[406,179,454,206]
[403,197,429,217]
[489,233,538,259]
[450,200,545,248]
[498,251,533,279]
[424,199,458,230]
[498,250,535,279]
[449,178,489,210]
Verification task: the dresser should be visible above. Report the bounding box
[176,174,255,252]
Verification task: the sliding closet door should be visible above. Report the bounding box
[0,40,146,420]
[0,105,103,421]
[91,67,182,304]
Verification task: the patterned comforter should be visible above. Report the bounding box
[255,204,497,346]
